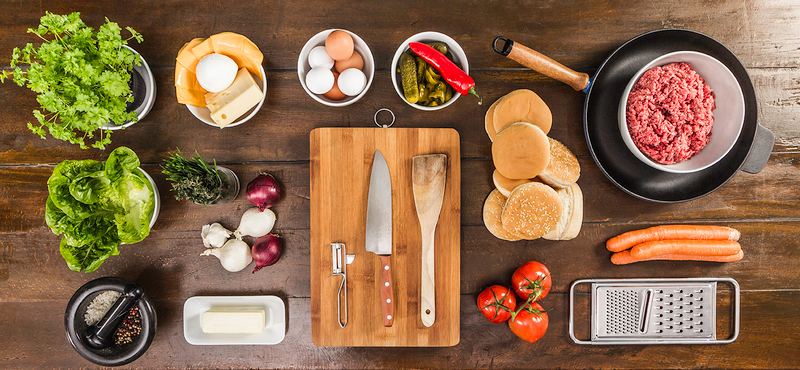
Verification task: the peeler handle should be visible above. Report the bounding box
[337,273,347,328]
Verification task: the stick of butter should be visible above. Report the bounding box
[202,309,266,334]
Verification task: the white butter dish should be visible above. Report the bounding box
[183,295,286,345]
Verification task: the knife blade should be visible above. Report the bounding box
[365,149,394,327]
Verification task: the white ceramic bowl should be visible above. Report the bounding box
[297,29,375,107]
[391,32,469,111]
[137,167,161,229]
[187,65,267,128]
[618,51,744,173]
[103,46,157,130]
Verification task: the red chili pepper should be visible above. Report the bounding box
[408,42,482,105]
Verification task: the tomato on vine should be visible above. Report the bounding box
[477,285,517,323]
[511,261,551,301]
[508,301,548,343]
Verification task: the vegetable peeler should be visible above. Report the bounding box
[331,243,355,328]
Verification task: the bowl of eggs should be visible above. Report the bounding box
[298,29,374,107]
[174,33,267,129]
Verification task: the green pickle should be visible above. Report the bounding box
[403,42,457,106]
[399,52,420,104]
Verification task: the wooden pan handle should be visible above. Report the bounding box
[379,255,394,327]
[493,36,590,92]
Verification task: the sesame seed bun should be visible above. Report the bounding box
[542,182,583,240]
[483,189,525,241]
[538,137,580,188]
[501,182,562,240]
[492,122,550,180]
[492,170,536,197]
[492,89,552,135]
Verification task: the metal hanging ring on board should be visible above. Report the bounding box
[374,108,395,128]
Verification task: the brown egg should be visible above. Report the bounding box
[334,51,364,73]
[325,30,354,61]
[324,72,347,100]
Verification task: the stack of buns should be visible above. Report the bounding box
[483,89,583,242]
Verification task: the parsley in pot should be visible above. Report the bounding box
[1,12,144,149]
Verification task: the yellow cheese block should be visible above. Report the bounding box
[176,38,206,72]
[205,67,262,127]
[202,309,266,334]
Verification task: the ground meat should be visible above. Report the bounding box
[626,62,715,164]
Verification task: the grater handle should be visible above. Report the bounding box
[568,279,594,345]
[715,278,740,344]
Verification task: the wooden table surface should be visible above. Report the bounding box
[2,1,800,368]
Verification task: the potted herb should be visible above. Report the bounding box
[162,149,240,206]
[0,12,155,150]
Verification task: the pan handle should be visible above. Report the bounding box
[493,36,591,92]
[740,123,774,174]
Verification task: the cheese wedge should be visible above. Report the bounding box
[202,309,266,334]
[205,67,262,127]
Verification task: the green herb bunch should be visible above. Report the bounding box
[162,149,229,206]
[1,12,143,149]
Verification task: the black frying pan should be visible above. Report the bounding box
[493,29,774,203]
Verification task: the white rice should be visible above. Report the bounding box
[84,290,121,326]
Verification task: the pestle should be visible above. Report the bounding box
[85,282,143,349]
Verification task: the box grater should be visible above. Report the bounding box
[569,278,739,345]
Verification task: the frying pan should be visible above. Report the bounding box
[493,29,774,203]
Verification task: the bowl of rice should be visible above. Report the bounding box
[618,51,745,173]
[65,277,156,366]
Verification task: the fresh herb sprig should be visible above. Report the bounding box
[1,12,143,149]
[162,149,229,206]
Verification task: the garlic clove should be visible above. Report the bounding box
[201,222,232,249]
[234,208,276,239]
[201,238,252,272]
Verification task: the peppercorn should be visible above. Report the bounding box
[113,306,142,346]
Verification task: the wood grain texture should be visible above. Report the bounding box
[412,154,447,328]
[0,0,799,368]
[309,128,460,346]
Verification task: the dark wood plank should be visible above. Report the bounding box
[3,155,799,233]
[1,68,799,165]
[2,220,799,302]
[1,292,798,368]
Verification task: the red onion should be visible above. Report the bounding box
[252,234,282,273]
[246,173,281,211]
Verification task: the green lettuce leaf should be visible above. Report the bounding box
[113,169,154,244]
[45,196,77,235]
[105,146,140,182]
[59,226,120,273]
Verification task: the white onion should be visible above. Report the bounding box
[201,238,252,272]
[234,208,276,239]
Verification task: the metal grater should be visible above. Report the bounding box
[569,278,740,345]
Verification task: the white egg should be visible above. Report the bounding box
[195,53,238,93]
[337,68,366,96]
[308,46,335,70]
[305,67,335,95]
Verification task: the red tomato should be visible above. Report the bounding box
[511,261,552,301]
[477,285,517,323]
[508,301,548,343]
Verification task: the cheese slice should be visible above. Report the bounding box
[202,309,266,334]
[175,65,207,107]
[208,32,264,79]
[176,38,206,72]
[205,67,262,127]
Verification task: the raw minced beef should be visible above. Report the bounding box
[626,62,715,164]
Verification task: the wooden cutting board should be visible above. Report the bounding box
[309,127,460,347]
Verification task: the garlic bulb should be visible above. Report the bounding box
[234,207,276,239]
[201,238,252,272]
[201,223,232,249]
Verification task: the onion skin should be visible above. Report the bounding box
[252,234,283,273]
[246,173,281,211]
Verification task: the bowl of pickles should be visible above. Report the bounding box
[391,32,469,111]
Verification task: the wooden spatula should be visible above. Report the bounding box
[412,154,447,328]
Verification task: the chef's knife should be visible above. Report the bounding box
[365,149,394,327]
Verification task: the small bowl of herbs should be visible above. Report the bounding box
[162,149,240,206]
